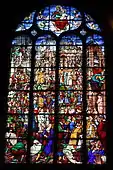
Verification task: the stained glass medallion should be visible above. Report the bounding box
[37,5,82,36]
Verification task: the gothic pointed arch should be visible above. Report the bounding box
[5,5,106,164]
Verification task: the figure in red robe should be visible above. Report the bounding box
[97,118,106,152]
[51,5,68,30]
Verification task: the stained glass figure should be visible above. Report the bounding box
[30,109,55,163]
[86,46,105,67]
[5,114,28,163]
[59,68,83,90]
[30,92,55,163]
[34,68,55,90]
[87,68,105,91]
[86,91,106,114]
[57,139,83,164]
[86,114,106,164]
[57,115,83,164]
[33,92,55,114]
[58,115,83,138]
[6,5,106,165]
[35,35,56,67]
[60,35,82,68]
[37,5,82,36]
[30,133,54,163]
[59,91,83,114]
[86,33,106,165]
[8,91,29,114]
[86,114,106,138]
[86,35,105,67]
[5,138,27,163]
[87,140,106,164]
[9,68,31,90]
[6,115,28,138]
[11,46,32,67]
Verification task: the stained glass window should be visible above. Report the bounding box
[5,5,106,164]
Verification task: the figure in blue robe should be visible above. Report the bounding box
[88,149,105,164]
[69,121,75,131]
[44,128,54,156]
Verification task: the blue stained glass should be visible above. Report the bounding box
[70,7,82,20]
[16,23,32,31]
[22,11,36,23]
[86,35,104,45]
[60,35,82,45]
[37,6,49,20]
[85,13,101,31]
[15,11,35,32]
[35,34,56,45]
[12,36,32,45]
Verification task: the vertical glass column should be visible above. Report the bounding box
[5,36,32,163]
[57,35,83,164]
[86,35,106,164]
[30,35,56,164]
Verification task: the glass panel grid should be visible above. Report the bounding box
[6,5,106,165]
